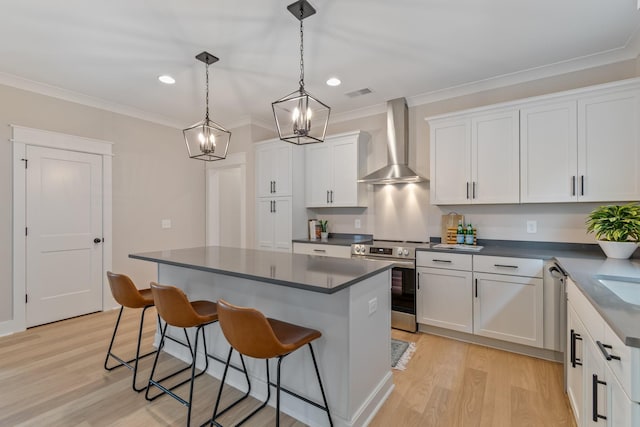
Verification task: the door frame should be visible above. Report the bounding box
[205,152,247,248]
[5,125,113,336]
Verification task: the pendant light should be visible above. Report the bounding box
[272,0,330,145]
[183,52,231,161]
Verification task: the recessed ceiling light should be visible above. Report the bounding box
[326,77,341,87]
[158,75,176,85]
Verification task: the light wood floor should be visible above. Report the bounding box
[0,309,576,426]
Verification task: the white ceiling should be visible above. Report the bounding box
[1,0,639,130]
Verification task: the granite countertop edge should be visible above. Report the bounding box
[129,247,393,295]
[417,240,640,348]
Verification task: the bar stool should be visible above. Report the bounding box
[208,299,332,427]
[146,282,219,427]
[104,271,159,392]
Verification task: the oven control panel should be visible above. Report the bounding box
[351,243,417,259]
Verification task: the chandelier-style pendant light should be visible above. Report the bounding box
[183,52,231,161]
[272,0,330,145]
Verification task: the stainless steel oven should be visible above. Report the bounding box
[351,240,421,332]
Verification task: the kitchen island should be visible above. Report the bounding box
[130,246,394,427]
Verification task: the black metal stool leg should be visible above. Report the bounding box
[276,356,283,427]
[234,359,271,427]
[309,343,333,427]
[206,349,253,427]
[104,305,158,392]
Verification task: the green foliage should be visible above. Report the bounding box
[586,203,640,242]
[319,220,328,232]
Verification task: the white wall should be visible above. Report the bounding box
[0,84,207,323]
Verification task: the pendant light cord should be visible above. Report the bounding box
[205,62,210,122]
[298,5,305,91]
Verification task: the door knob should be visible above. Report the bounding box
[94,238,103,244]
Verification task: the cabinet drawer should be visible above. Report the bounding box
[416,252,472,270]
[473,255,543,278]
[292,243,351,259]
[603,320,640,402]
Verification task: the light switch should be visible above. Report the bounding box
[161,219,172,229]
[355,218,361,229]
[368,297,378,315]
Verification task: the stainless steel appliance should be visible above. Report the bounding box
[351,240,424,332]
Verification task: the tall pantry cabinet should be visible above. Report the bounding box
[254,139,305,252]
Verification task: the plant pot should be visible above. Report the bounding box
[320,232,329,241]
[597,240,639,259]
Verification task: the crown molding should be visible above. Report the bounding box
[0,71,185,129]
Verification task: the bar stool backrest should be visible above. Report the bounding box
[150,282,203,328]
[217,299,284,359]
[107,271,151,309]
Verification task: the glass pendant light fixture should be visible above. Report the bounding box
[183,51,231,161]
[272,0,330,145]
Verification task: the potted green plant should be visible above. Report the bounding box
[586,203,640,259]
[319,220,328,241]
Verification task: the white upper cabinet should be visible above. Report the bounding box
[305,131,367,207]
[256,141,292,198]
[577,89,640,202]
[429,109,519,205]
[431,78,640,205]
[520,101,578,203]
[429,119,471,205]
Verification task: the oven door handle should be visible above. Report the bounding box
[352,255,415,268]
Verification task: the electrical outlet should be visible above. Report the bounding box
[161,219,172,229]
[526,220,537,234]
[368,297,377,315]
[355,218,361,229]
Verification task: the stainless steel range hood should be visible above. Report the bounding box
[358,98,427,184]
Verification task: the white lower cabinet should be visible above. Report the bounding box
[417,266,473,333]
[567,278,640,426]
[473,272,543,347]
[416,253,544,348]
[256,198,292,252]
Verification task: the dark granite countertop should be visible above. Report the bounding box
[292,233,373,247]
[418,240,640,348]
[130,245,392,294]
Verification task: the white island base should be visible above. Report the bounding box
[156,263,393,427]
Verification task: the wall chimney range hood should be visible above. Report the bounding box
[358,98,427,184]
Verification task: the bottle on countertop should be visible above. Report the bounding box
[456,220,465,244]
[465,223,474,245]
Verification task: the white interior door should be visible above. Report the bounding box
[26,146,103,327]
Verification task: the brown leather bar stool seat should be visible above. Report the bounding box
[207,299,333,427]
[104,271,159,392]
[146,282,218,427]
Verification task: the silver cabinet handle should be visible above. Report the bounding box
[273,181,276,194]
[273,200,276,213]
[466,182,470,199]
[596,341,620,361]
[571,176,576,197]
[330,190,334,203]
[580,175,584,196]
[475,278,478,298]
[326,190,330,204]
[432,259,452,263]
[494,264,518,269]
[472,182,476,199]
[313,249,327,253]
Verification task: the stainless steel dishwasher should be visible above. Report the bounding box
[545,261,568,386]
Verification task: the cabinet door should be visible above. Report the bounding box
[471,110,520,204]
[416,267,473,333]
[520,101,578,203]
[567,304,586,426]
[429,119,472,205]
[256,146,275,198]
[473,272,543,347]
[272,144,292,196]
[272,198,292,252]
[256,199,275,250]
[577,90,640,202]
[305,143,331,207]
[584,336,608,427]
[331,137,359,206]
